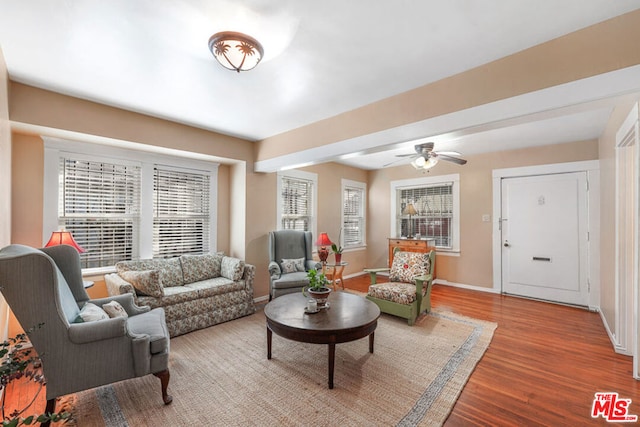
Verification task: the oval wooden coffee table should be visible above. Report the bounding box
[264,291,380,389]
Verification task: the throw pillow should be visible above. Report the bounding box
[280,258,306,273]
[119,270,164,298]
[221,256,245,281]
[180,252,224,284]
[77,302,109,322]
[102,301,128,319]
[389,251,431,283]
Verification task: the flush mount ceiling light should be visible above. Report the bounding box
[208,31,264,72]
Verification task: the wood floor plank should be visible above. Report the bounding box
[5,276,638,426]
[343,275,639,426]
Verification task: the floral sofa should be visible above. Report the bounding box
[104,253,255,337]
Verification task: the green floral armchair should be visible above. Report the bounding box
[365,249,435,326]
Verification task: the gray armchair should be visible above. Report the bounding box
[0,244,172,418]
[268,230,321,300]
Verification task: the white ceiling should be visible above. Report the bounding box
[1,1,640,170]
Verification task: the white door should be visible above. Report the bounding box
[501,172,589,306]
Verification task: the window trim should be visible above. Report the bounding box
[43,137,218,273]
[390,174,460,253]
[276,169,317,238]
[341,179,366,249]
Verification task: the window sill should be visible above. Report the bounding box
[82,266,116,279]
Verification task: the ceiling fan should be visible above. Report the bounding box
[386,142,468,170]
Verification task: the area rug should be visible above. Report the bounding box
[68,306,496,426]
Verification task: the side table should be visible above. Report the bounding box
[322,262,348,291]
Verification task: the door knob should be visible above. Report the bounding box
[504,241,510,247]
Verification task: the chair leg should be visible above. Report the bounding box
[153,369,173,405]
[41,398,56,427]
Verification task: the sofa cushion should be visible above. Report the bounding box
[280,257,306,273]
[116,257,184,287]
[137,285,200,309]
[271,271,309,290]
[119,270,164,298]
[368,282,417,305]
[126,308,168,354]
[184,277,246,298]
[389,251,431,283]
[180,253,223,284]
[221,257,245,281]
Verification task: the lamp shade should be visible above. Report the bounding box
[402,203,418,216]
[45,230,86,253]
[315,233,333,246]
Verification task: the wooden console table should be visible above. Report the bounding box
[388,238,436,277]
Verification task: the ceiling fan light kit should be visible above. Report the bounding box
[208,31,264,72]
[411,155,438,170]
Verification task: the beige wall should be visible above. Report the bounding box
[598,99,640,332]
[6,84,375,301]
[0,47,11,338]
[5,10,640,307]
[368,140,599,288]
[244,162,369,298]
[0,48,9,247]
[256,10,640,162]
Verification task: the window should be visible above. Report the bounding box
[277,170,317,236]
[153,166,211,258]
[58,156,141,268]
[341,179,366,248]
[390,174,460,252]
[44,138,218,272]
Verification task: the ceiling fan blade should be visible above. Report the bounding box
[395,153,418,158]
[436,151,462,156]
[437,154,467,165]
[384,156,417,167]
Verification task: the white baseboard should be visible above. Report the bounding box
[599,309,633,356]
[254,295,269,304]
[433,278,501,294]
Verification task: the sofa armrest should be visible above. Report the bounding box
[68,317,127,344]
[242,263,256,293]
[104,273,137,298]
[268,261,281,279]
[306,260,322,271]
[90,294,151,316]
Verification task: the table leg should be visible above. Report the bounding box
[328,343,335,389]
[267,326,272,360]
[369,331,375,353]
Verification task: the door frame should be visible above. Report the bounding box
[491,160,600,310]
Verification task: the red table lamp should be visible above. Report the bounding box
[45,230,86,253]
[315,232,332,264]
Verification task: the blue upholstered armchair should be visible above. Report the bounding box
[268,230,321,300]
[0,244,172,420]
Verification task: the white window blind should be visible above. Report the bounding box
[59,157,141,268]
[280,176,313,231]
[398,183,453,248]
[153,166,210,258]
[342,182,365,247]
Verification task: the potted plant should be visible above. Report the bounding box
[331,228,344,263]
[303,269,332,308]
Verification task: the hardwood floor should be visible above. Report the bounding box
[344,275,639,426]
[5,277,638,425]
